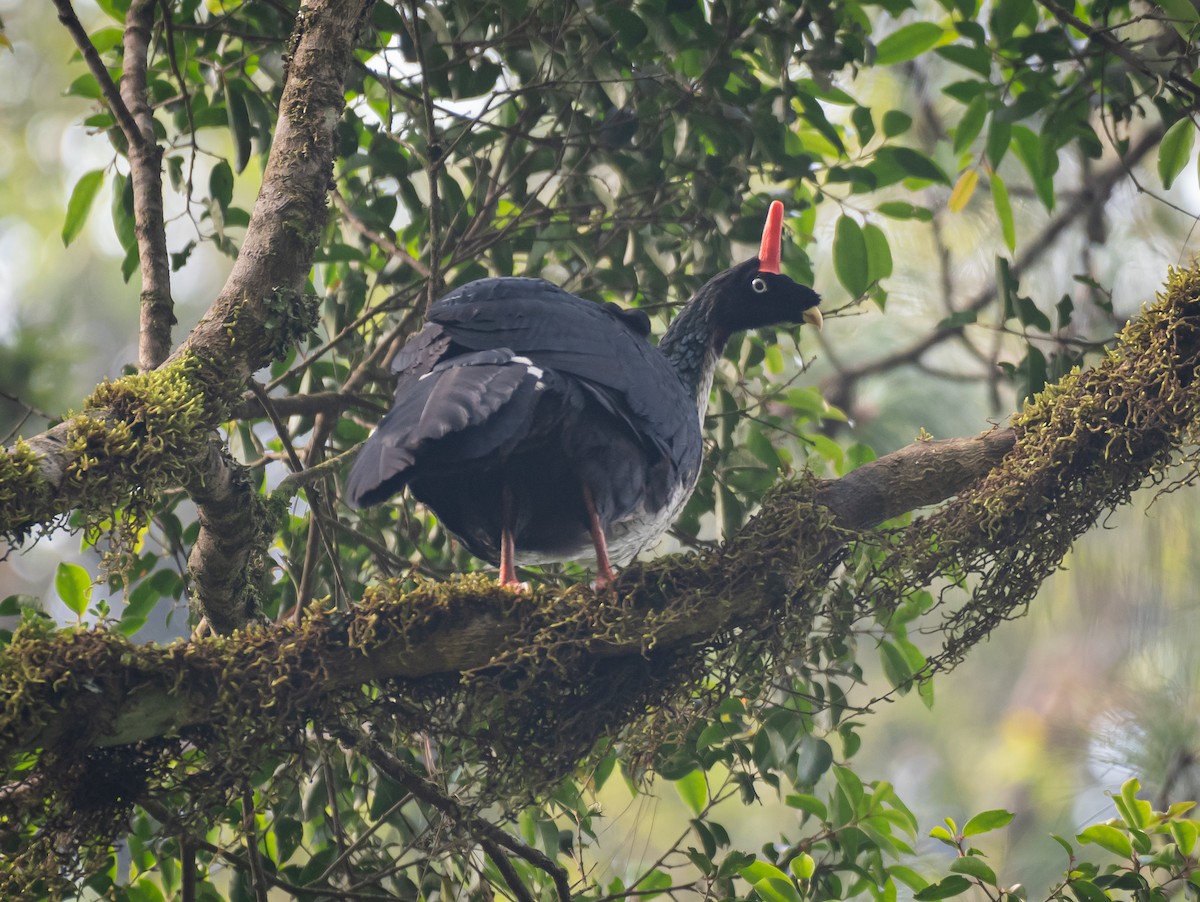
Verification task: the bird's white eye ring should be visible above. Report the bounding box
[752,277,768,294]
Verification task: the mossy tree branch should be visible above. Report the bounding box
[7,262,1200,774]
[2,267,1198,889]
[0,0,372,631]
[4,426,1014,758]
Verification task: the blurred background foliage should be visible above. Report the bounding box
[4,0,1200,897]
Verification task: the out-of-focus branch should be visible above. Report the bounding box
[359,740,574,902]
[822,124,1165,403]
[1035,0,1200,110]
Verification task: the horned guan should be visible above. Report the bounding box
[345,201,823,587]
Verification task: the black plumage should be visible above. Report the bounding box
[345,202,823,586]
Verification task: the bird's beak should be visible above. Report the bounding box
[803,307,824,331]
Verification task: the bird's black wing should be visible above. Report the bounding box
[426,278,698,464]
[345,349,553,508]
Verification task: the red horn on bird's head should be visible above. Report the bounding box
[758,200,783,275]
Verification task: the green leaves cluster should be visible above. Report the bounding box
[12,0,1200,897]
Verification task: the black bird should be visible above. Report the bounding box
[345,201,823,587]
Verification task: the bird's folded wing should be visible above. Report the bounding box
[427,279,697,462]
[346,350,547,508]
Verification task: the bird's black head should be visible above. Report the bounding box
[704,200,822,343]
[708,257,823,338]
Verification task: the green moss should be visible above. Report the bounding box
[875,263,1200,670]
[227,287,319,361]
[0,440,52,539]
[0,351,240,543]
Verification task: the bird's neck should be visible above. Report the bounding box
[658,295,728,423]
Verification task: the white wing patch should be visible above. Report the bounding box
[511,355,545,379]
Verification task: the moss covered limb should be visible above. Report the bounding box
[884,265,1200,669]
[185,441,281,634]
[0,356,235,540]
[0,426,1013,761]
[0,0,366,541]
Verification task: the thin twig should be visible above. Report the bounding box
[406,0,441,306]
[49,0,147,150]
[332,189,430,277]
[359,739,574,902]
[241,791,271,902]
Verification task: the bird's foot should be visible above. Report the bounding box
[499,577,531,592]
[592,566,618,593]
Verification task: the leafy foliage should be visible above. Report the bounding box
[1,0,1200,897]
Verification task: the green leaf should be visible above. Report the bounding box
[874,146,951,185]
[890,865,930,892]
[1068,879,1111,902]
[55,562,92,617]
[875,23,945,65]
[1011,125,1055,209]
[1116,778,1153,829]
[675,769,707,815]
[954,95,988,154]
[742,861,793,884]
[790,852,815,880]
[833,215,869,297]
[1158,117,1195,190]
[914,876,973,900]
[882,110,913,137]
[950,856,997,884]
[224,80,253,174]
[795,736,834,785]
[1077,824,1133,858]
[862,223,893,284]
[832,765,865,812]
[210,160,234,211]
[963,809,1014,836]
[991,0,1034,41]
[62,169,106,247]
[930,825,957,845]
[990,172,1015,251]
[785,793,828,821]
[880,640,914,690]
[753,877,803,902]
[636,869,673,900]
[876,200,933,221]
[986,116,1012,168]
[1170,820,1197,855]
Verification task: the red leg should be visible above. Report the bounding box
[581,484,617,590]
[498,485,527,590]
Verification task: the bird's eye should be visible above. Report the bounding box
[751,277,767,294]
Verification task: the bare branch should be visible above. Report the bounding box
[823,124,1164,399]
[122,0,175,371]
[49,0,147,152]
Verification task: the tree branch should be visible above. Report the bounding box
[122,0,176,372]
[49,0,147,153]
[1,0,372,572]
[359,740,574,902]
[5,425,1014,757]
[822,123,1164,402]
